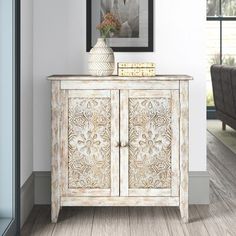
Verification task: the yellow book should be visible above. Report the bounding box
[118,62,156,68]
[118,68,156,77]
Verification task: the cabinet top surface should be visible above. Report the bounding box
[48,75,193,81]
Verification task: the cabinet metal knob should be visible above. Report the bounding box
[121,141,128,148]
[114,142,120,147]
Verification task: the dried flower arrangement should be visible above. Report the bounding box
[96,13,121,38]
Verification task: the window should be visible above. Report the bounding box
[0,0,20,234]
[206,0,236,116]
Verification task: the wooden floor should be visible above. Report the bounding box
[21,132,236,236]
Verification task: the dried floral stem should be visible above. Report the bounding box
[97,13,121,38]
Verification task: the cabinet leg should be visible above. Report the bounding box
[51,203,60,223]
[180,202,189,223]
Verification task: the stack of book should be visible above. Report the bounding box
[117,62,156,77]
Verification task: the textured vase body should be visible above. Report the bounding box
[88,38,115,76]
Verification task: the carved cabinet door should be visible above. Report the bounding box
[61,90,119,197]
[120,90,180,197]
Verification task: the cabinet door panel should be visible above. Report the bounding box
[120,90,179,197]
[61,90,119,197]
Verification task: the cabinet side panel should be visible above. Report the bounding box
[61,90,69,196]
[179,81,189,223]
[51,81,61,223]
[171,90,180,196]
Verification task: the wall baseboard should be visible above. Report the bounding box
[20,173,34,228]
[34,171,51,205]
[189,171,210,204]
[21,170,209,226]
[33,171,210,205]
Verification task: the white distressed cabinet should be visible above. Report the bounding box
[48,75,192,223]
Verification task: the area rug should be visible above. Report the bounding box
[207,120,236,154]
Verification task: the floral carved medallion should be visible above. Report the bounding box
[128,98,172,189]
[68,98,111,189]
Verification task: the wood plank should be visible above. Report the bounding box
[179,81,189,223]
[208,157,236,199]
[120,90,129,196]
[194,131,236,236]
[196,205,233,236]
[129,207,171,236]
[61,197,179,207]
[171,90,180,197]
[207,133,236,198]
[210,187,236,235]
[21,206,43,236]
[195,193,235,236]
[111,90,120,196]
[162,207,188,236]
[61,81,179,90]
[207,132,236,179]
[52,207,94,236]
[25,206,55,236]
[92,207,130,236]
[184,206,210,236]
[163,206,210,236]
[51,81,61,223]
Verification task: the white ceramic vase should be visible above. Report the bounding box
[88,38,115,76]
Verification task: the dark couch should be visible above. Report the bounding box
[211,65,236,130]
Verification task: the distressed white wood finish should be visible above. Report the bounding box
[171,90,180,197]
[49,76,191,223]
[60,90,68,197]
[48,75,192,81]
[23,132,236,235]
[24,130,236,236]
[129,89,171,98]
[61,197,179,207]
[62,189,111,197]
[120,90,129,196]
[128,189,171,197]
[51,81,61,223]
[68,90,110,98]
[126,90,179,197]
[61,80,179,90]
[60,90,119,197]
[111,90,120,196]
[179,81,189,223]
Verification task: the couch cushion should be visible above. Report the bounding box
[231,68,236,116]
[211,65,224,112]
[221,66,236,117]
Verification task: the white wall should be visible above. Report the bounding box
[21,0,33,186]
[33,0,206,172]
